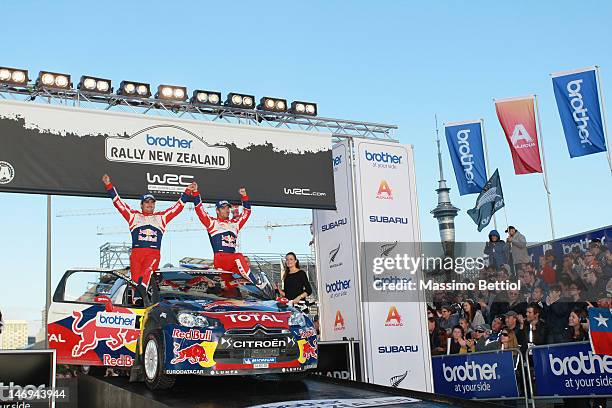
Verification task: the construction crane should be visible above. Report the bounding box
[55,205,213,218]
[56,207,310,243]
[96,219,311,243]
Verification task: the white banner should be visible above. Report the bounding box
[313,141,361,341]
[354,140,433,392]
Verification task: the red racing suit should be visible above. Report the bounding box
[106,183,189,288]
[191,192,258,285]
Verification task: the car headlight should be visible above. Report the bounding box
[177,312,210,327]
[288,311,306,327]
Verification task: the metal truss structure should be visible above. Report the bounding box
[99,242,132,269]
[0,86,398,141]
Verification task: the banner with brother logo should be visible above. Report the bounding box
[432,350,519,399]
[444,121,487,195]
[531,341,612,398]
[552,67,608,158]
[312,141,361,341]
[0,100,334,209]
[354,140,433,393]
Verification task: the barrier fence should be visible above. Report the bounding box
[431,342,612,408]
[526,341,612,407]
[432,349,528,407]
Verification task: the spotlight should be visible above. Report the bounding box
[290,101,317,116]
[36,71,72,91]
[155,84,188,102]
[190,90,222,106]
[117,80,151,98]
[78,75,112,94]
[225,92,255,109]
[258,97,287,112]
[0,66,29,87]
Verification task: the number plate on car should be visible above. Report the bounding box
[251,349,279,358]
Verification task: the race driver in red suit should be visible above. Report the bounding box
[102,174,195,292]
[190,183,264,288]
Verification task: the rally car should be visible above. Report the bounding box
[47,265,318,389]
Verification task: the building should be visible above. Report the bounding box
[0,320,28,350]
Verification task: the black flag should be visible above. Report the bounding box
[467,169,505,232]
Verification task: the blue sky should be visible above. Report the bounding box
[1,1,611,335]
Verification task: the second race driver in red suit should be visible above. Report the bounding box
[190,183,264,288]
[102,174,195,292]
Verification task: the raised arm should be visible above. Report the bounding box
[191,188,213,231]
[161,182,195,225]
[235,187,251,231]
[102,174,134,224]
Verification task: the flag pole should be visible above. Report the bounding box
[480,119,497,230]
[594,66,612,175]
[534,95,556,239]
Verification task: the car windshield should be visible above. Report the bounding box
[157,269,274,302]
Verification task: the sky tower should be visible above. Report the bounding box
[430,116,459,258]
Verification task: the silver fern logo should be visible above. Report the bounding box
[329,243,343,268]
[475,187,501,210]
[329,244,340,263]
[389,370,408,387]
[380,241,398,257]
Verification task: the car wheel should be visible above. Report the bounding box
[142,330,175,390]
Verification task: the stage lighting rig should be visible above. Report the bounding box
[78,76,112,94]
[117,80,151,98]
[225,93,255,109]
[290,101,317,116]
[0,67,29,87]
[191,90,222,106]
[156,84,188,102]
[36,71,72,91]
[258,97,287,112]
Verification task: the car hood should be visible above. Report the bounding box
[162,298,296,314]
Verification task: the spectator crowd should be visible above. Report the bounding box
[428,227,612,357]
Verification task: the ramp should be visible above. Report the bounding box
[77,374,501,408]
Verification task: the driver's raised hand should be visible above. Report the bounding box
[187,181,198,192]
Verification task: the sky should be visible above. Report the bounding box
[1,1,611,336]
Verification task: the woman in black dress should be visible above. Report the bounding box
[276,252,313,311]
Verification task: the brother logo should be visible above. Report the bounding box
[96,312,136,329]
[326,279,351,293]
[456,129,475,185]
[549,351,612,376]
[442,361,499,382]
[146,135,193,149]
[365,150,402,164]
[566,79,593,147]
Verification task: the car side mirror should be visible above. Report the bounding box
[94,295,114,312]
